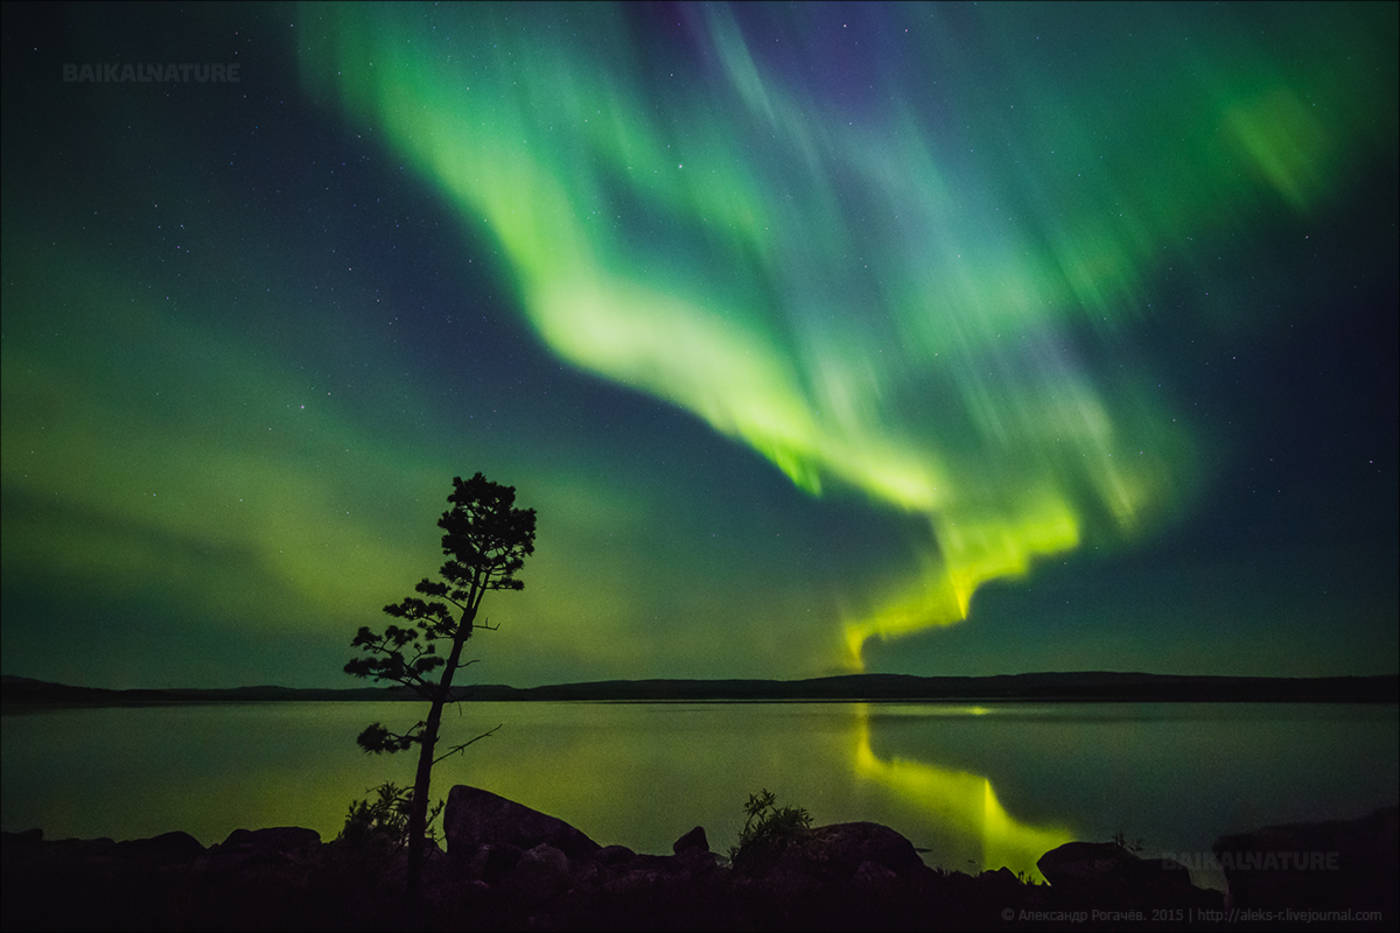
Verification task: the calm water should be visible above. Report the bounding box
[3,701,1395,887]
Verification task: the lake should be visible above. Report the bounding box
[3,701,1396,887]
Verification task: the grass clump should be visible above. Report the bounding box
[729,788,813,870]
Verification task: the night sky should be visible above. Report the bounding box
[2,2,1396,690]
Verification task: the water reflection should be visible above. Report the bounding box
[2,700,1394,890]
[851,703,1074,880]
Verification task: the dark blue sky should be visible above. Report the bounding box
[2,2,1395,688]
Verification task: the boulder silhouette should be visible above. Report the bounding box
[1038,841,1208,905]
[673,825,709,855]
[510,843,572,898]
[771,822,924,881]
[1213,806,1398,914]
[115,830,205,865]
[445,785,600,861]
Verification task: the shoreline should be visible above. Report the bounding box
[4,790,1395,931]
[5,672,1397,710]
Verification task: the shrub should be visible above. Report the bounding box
[729,788,812,869]
[339,781,444,848]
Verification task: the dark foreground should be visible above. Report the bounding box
[3,788,1395,931]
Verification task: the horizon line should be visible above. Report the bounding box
[5,669,1398,696]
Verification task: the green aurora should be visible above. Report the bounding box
[1,1,1396,687]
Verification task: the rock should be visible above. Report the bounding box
[468,842,524,882]
[218,826,321,854]
[770,822,924,882]
[978,865,1023,894]
[729,819,928,931]
[1038,841,1208,905]
[509,843,572,899]
[116,830,205,864]
[853,858,900,895]
[209,827,322,884]
[1039,841,1175,887]
[1213,806,1399,913]
[445,785,600,861]
[672,825,708,855]
[730,824,929,931]
[672,826,717,871]
[593,849,728,925]
[594,844,636,865]
[623,852,688,873]
[49,836,117,859]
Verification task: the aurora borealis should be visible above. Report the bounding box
[2,2,1396,688]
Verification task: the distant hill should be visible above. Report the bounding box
[3,671,1396,709]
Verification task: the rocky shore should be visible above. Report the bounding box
[3,788,1394,931]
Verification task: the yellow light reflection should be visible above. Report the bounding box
[852,707,1074,880]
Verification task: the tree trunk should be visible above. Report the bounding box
[405,611,475,897]
[404,700,441,898]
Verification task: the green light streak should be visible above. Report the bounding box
[297,1,1393,668]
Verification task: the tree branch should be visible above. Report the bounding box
[348,632,439,695]
[432,723,502,765]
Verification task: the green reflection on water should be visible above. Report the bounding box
[852,703,1075,880]
[2,701,1395,890]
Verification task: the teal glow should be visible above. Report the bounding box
[296,2,1395,667]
